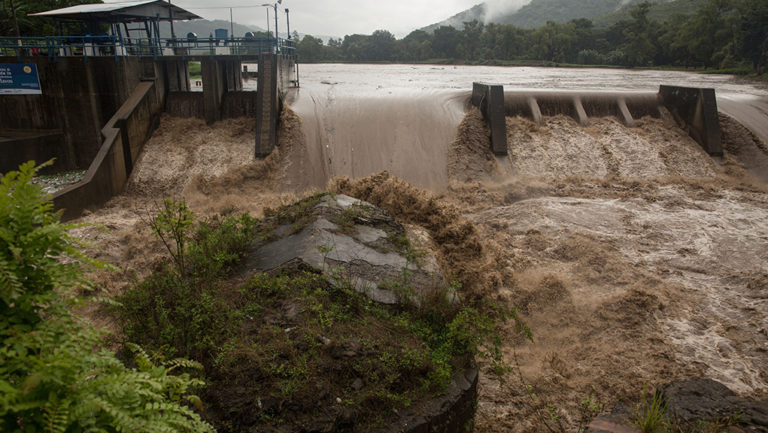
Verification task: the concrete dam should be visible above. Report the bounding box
[2,58,768,433]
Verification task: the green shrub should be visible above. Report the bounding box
[0,161,214,433]
[118,199,260,362]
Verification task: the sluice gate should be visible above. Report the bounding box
[472,83,723,157]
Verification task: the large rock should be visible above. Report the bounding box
[246,194,450,305]
[663,378,768,432]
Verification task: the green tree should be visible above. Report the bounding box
[369,29,396,61]
[1,0,102,36]
[459,19,484,61]
[656,13,694,66]
[530,20,575,62]
[342,33,370,61]
[296,34,325,62]
[398,29,432,61]
[682,0,739,68]
[622,1,658,67]
[0,162,214,433]
[432,25,461,58]
[736,0,768,74]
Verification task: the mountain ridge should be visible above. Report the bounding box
[419,0,704,31]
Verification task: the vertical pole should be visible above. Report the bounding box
[168,0,175,40]
[285,8,291,39]
[230,8,234,41]
[273,3,278,53]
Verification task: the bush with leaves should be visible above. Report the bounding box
[0,161,214,433]
[119,198,260,361]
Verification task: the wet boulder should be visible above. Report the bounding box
[246,193,451,305]
[663,378,768,432]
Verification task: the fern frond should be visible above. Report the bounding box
[0,256,23,302]
[44,399,70,433]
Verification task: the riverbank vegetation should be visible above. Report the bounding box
[0,163,522,432]
[296,0,767,75]
[0,162,213,433]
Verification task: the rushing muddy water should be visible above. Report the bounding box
[75,65,768,432]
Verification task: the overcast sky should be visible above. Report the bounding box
[158,0,484,38]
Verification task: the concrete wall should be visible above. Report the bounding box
[222,91,258,119]
[0,56,143,169]
[659,85,722,156]
[254,53,296,158]
[53,81,162,220]
[255,53,279,157]
[277,55,297,90]
[1,129,68,174]
[166,92,205,118]
[164,91,258,120]
[472,82,508,155]
[202,58,243,124]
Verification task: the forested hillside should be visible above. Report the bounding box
[421,0,704,30]
[298,0,767,74]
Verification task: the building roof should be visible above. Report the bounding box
[31,0,202,22]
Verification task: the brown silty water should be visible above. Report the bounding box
[75,65,768,432]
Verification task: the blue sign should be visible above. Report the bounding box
[0,63,42,95]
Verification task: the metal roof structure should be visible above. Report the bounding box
[30,0,201,23]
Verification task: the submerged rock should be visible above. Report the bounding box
[246,193,451,304]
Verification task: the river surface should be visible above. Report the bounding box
[295,63,767,95]
[79,64,768,432]
[261,64,768,190]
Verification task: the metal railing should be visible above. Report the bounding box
[0,36,296,61]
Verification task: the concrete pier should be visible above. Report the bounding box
[659,85,722,156]
[255,53,279,158]
[201,58,242,124]
[471,84,723,158]
[255,54,297,157]
[471,82,508,156]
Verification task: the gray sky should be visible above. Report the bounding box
[159,0,484,38]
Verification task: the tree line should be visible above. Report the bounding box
[1,0,103,37]
[296,0,767,74]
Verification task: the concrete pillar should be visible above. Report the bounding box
[222,60,242,92]
[163,60,190,92]
[695,88,722,155]
[658,85,722,156]
[471,82,508,156]
[572,96,588,126]
[616,98,634,127]
[255,53,279,157]
[202,58,225,124]
[527,96,542,124]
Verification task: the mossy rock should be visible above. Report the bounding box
[248,193,454,305]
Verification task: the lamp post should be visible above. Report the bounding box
[262,5,270,35]
[285,8,291,39]
[260,0,282,53]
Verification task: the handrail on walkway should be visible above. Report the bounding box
[0,36,296,61]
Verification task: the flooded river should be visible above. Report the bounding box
[78,64,768,432]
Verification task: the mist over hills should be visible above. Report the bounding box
[421,0,703,31]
